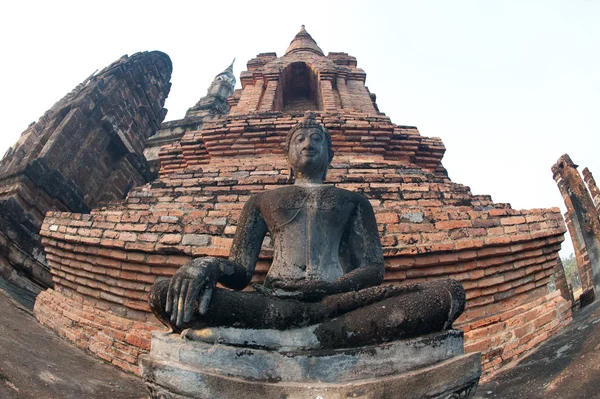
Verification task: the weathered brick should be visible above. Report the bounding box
[158,234,182,245]
[182,234,211,246]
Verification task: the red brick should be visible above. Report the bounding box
[435,220,472,230]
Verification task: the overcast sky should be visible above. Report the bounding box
[1,0,599,256]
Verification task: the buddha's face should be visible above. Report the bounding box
[287,127,330,181]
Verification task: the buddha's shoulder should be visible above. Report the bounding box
[261,185,367,205]
[321,185,367,203]
[251,185,369,198]
[244,187,295,208]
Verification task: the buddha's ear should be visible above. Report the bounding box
[322,164,329,182]
[287,168,295,184]
[323,148,334,181]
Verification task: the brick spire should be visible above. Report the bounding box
[284,25,324,56]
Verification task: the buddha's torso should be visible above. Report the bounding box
[257,185,358,285]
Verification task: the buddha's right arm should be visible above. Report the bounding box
[218,194,268,290]
[166,196,267,327]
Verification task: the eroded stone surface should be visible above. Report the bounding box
[149,329,465,382]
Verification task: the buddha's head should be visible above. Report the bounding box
[284,113,334,183]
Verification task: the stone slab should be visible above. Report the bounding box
[142,352,481,399]
[146,329,465,383]
[140,329,481,398]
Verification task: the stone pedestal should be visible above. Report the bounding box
[140,329,481,399]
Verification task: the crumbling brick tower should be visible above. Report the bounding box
[34,27,571,376]
[583,167,600,214]
[552,154,600,301]
[0,52,172,292]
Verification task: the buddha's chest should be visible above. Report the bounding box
[261,187,353,233]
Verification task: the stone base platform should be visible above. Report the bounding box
[140,329,482,399]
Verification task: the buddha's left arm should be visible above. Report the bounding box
[331,196,385,293]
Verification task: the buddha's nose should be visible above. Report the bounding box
[303,140,315,151]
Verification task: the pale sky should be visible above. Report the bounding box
[1,0,599,256]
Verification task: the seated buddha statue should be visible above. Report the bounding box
[149,113,466,349]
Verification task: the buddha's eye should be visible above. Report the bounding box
[296,135,305,142]
[311,134,323,142]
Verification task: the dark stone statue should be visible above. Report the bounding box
[149,113,466,349]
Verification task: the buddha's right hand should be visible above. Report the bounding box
[166,257,221,328]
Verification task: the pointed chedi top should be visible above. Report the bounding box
[284,25,324,56]
[226,58,235,73]
[214,59,236,86]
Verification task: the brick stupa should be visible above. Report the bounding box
[33,27,572,376]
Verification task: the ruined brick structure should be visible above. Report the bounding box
[144,61,236,175]
[583,167,600,213]
[552,154,600,301]
[30,27,571,377]
[0,52,172,292]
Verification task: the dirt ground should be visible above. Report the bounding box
[1,276,600,399]
[0,279,147,399]
[475,298,600,399]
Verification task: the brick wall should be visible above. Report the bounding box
[166,112,444,175]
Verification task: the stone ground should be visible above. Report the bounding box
[0,278,147,399]
[1,277,599,399]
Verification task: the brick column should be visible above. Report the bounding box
[246,79,265,112]
[319,78,337,111]
[346,73,377,114]
[259,79,279,112]
[552,154,600,299]
[336,75,352,109]
[230,78,264,115]
[583,167,600,213]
